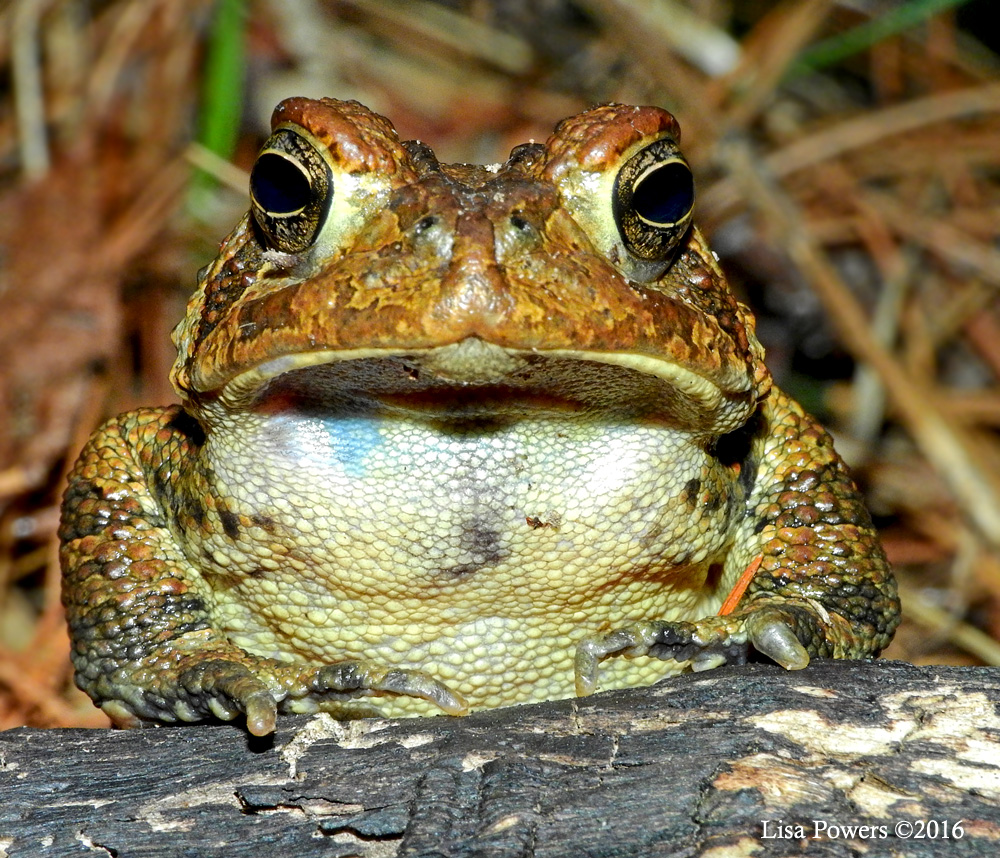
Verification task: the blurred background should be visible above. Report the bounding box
[1,0,998,729]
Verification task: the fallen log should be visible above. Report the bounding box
[2,660,998,857]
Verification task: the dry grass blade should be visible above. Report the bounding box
[771,81,1000,177]
[710,0,834,128]
[862,189,1000,287]
[719,136,1000,549]
[899,582,1000,666]
[701,80,1000,216]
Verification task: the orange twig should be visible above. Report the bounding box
[718,555,763,616]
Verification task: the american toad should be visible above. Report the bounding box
[60,99,899,735]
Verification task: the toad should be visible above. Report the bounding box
[60,99,899,735]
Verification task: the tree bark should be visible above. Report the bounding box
[2,660,998,857]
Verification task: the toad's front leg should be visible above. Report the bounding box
[59,407,466,735]
[575,387,900,695]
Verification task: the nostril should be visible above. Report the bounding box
[414,215,439,234]
[509,213,532,232]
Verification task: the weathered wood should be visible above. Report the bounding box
[2,660,999,857]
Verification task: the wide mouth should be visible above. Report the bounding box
[215,338,753,432]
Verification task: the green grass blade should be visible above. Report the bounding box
[790,0,973,78]
[192,0,247,199]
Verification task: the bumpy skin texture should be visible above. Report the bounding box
[60,99,899,734]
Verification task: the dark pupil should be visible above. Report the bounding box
[250,153,313,215]
[631,161,693,226]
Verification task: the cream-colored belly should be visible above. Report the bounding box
[197,410,739,715]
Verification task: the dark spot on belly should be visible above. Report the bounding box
[681,478,701,509]
[445,519,507,577]
[250,513,277,533]
[219,509,241,540]
[466,522,503,561]
[245,567,269,579]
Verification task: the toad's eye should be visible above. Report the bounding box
[249,128,332,253]
[631,161,694,227]
[613,140,694,262]
[251,153,313,216]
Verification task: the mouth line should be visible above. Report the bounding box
[220,338,730,411]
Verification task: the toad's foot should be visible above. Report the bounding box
[104,656,467,736]
[191,659,468,735]
[574,602,817,696]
